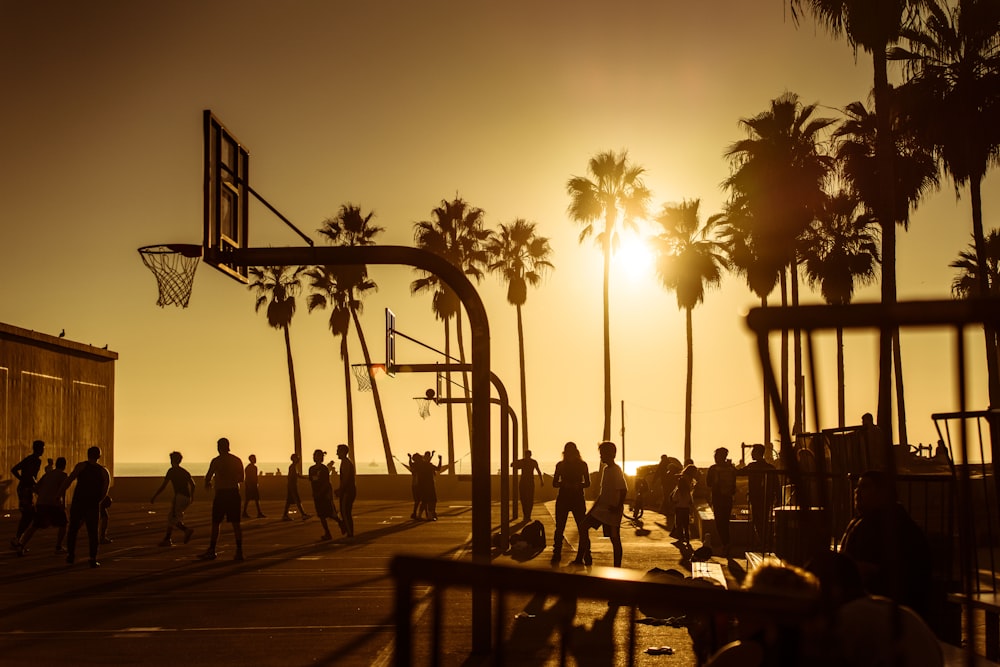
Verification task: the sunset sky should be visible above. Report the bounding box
[2,1,996,472]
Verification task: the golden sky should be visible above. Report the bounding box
[2,1,996,471]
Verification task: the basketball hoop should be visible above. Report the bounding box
[351,363,386,392]
[414,388,436,419]
[138,244,202,308]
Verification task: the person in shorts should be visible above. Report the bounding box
[150,451,196,546]
[308,449,345,540]
[200,437,244,561]
[17,456,69,555]
[242,454,265,518]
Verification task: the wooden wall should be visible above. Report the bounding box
[0,323,117,508]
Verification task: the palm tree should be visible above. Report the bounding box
[566,150,652,441]
[834,96,940,442]
[892,0,1000,405]
[305,265,355,454]
[951,230,1000,366]
[317,204,395,473]
[652,200,727,462]
[485,219,554,456]
[723,93,835,435]
[799,191,881,427]
[789,0,922,443]
[412,197,491,473]
[249,265,307,469]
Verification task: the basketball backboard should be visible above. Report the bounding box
[203,110,250,283]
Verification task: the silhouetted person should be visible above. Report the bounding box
[62,446,111,568]
[17,456,68,555]
[242,454,265,518]
[671,464,698,544]
[308,449,344,540]
[655,454,681,519]
[707,447,737,555]
[44,458,54,474]
[335,444,356,537]
[401,453,423,519]
[200,437,244,561]
[150,451,195,546]
[585,441,627,567]
[10,439,45,547]
[744,444,779,551]
[839,470,933,618]
[511,449,543,520]
[551,441,590,564]
[281,453,310,521]
[414,452,443,520]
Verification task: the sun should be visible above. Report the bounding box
[614,233,655,282]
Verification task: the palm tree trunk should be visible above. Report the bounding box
[893,330,908,446]
[970,175,1000,407]
[684,307,694,462]
[837,326,845,428]
[342,335,355,457]
[791,258,802,434]
[444,321,455,475]
[762,295,771,449]
[353,309,395,474]
[283,324,303,470]
[873,43,896,447]
[602,238,613,441]
[780,269,789,441]
[455,308,474,450]
[516,304,529,456]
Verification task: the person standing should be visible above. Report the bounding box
[583,441,627,567]
[242,454,265,518]
[10,439,45,548]
[706,447,737,556]
[551,441,590,564]
[150,451,196,547]
[671,464,699,544]
[335,444,356,537]
[744,444,779,551]
[511,450,544,521]
[200,437,244,561]
[281,453,310,521]
[62,446,111,568]
[17,456,69,555]
[308,449,345,540]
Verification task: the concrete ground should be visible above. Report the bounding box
[0,494,738,666]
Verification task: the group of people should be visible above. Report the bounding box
[401,450,445,520]
[10,440,112,568]
[9,437,360,567]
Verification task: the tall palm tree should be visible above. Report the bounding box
[789,0,922,444]
[317,204,395,473]
[305,265,356,454]
[566,150,652,441]
[951,229,1000,366]
[723,93,835,436]
[485,219,554,456]
[892,0,1000,405]
[412,197,491,473]
[652,200,727,462]
[799,191,881,427]
[249,265,307,469]
[834,96,940,442]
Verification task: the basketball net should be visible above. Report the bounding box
[351,363,385,392]
[415,397,432,419]
[138,244,202,308]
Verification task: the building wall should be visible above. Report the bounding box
[0,323,117,508]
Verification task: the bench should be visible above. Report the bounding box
[691,561,727,589]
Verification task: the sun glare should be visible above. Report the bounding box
[615,234,655,282]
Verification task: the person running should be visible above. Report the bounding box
[281,453,310,521]
[583,441,628,567]
[511,450,544,521]
[200,437,245,561]
[242,454,265,518]
[335,444,356,538]
[17,456,69,555]
[10,439,45,548]
[62,446,111,568]
[308,449,345,540]
[551,441,590,564]
[150,451,196,547]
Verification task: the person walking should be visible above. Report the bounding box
[150,451,196,547]
[10,439,45,548]
[62,446,111,568]
[308,449,345,540]
[242,454,265,518]
[335,444,356,538]
[551,441,590,564]
[17,456,69,555]
[511,450,544,521]
[281,453,310,521]
[583,441,627,567]
[200,437,245,561]
[706,447,738,556]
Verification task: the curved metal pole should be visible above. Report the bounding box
[223,245,492,653]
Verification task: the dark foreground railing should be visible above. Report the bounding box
[390,554,818,666]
